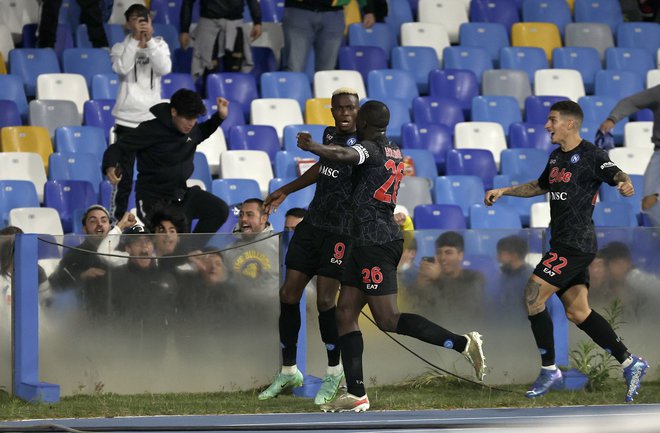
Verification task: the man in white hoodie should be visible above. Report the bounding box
[110,3,172,222]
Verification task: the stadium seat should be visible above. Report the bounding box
[55,126,107,160]
[385,0,414,40]
[499,46,548,86]
[511,22,562,62]
[313,70,367,100]
[592,202,638,227]
[338,46,388,84]
[599,174,644,220]
[564,22,614,63]
[367,69,419,107]
[0,75,29,123]
[445,148,498,190]
[500,148,548,183]
[0,100,22,128]
[75,23,127,49]
[200,98,245,137]
[44,180,97,233]
[274,150,320,178]
[551,47,601,94]
[161,73,195,99]
[459,22,509,68]
[454,121,507,167]
[219,150,274,196]
[21,23,74,62]
[442,46,493,85]
[282,124,328,152]
[109,0,147,24]
[99,180,136,214]
[605,47,655,80]
[521,0,572,38]
[469,203,522,229]
[400,123,453,173]
[412,97,464,131]
[0,180,40,226]
[36,73,89,120]
[267,178,315,205]
[197,127,228,176]
[9,48,61,97]
[433,175,485,218]
[251,98,304,141]
[617,22,660,58]
[492,174,546,226]
[418,0,468,44]
[400,22,451,63]
[0,152,48,202]
[624,122,654,149]
[396,176,433,218]
[608,147,653,176]
[594,70,644,100]
[228,125,281,162]
[1,126,53,171]
[428,69,479,119]
[470,95,522,140]
[348,23,396,61]
[8,207,64,236]
[150,0,198,29]
[529,201,551,227]
[29,100,81,142]
[212,178,263,206]
[573,0,623,36]
[91,73,120,100]
[402,149,439,179]
[579,96,626,144]
[83,99,116,142]
[62,48,113,88]
[172,47,193,74]
[534,69,585,102]
[152,23,180,50]
[481,70,532,111]
[468,0,520,35]
[524,95,569,124]
[390,46,440,94]
[191,152,212,191]
[413,204,466,229]
[578,121,600,144]
[248,46,278,80]
[305,98,334,126]
[48,152,103,195]
[508,122,553,152]
[206,73,259,121]
[260,72,312,113]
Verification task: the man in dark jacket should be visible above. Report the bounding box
[102,89,229,236]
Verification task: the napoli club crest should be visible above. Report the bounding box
[347,137,357,146]
[570,154,580,164]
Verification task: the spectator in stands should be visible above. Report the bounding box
[109,3,172,222]
[179,0,262,79]
[284,207,306,231]
[496,235,534,309]
[361,0,388,27]
[146,203,190,269]
[102,89,230,240]
[37,0,109,48]
[599,85,660,226]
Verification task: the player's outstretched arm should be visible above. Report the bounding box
[484,180,547,206]
[297,133,360,165]
[264,163,321,214]
[614,171,635,197]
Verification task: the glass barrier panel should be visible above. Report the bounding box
[0,234,14,393]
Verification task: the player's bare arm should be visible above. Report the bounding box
[297,132,360,165]
[264,163,321,214]
[484,180,547,206]
[613,171,635,197]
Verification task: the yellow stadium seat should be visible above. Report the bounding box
[305,98,334,125]
[344,0,362,35]
[1,126,53,171]
[511,22,562,62]
[0,53,6,74]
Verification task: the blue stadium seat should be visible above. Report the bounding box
[21,23,73,62]
[203,98,245,137]
[391,46,440,94]
[522,0,572,38]
[274,150,320,178]
[367,69,419,107]
[153,23,181,50]
[91,73,119,99]
[161,73,195,99]
[402,149,438,179]
[500,148,548,183]
[228,125,281,162]
[211,178,262,206]
[508,122,553,152]
[48,152,103,195]
[0,100,22,128]
[348,23,396,61]
[206,73,258,121]
[249,47,278,80]
[339,46,388,84]
[552,47,601,94]
[260,0,285,22]
[55,126,107,160]
[260,72,312,113]
[267,181,316,232]
[459,22,510,67]
[0,180,40,226]
[469,203,522,229]
[0,75,29,122]
[524,95,569,124]
[83,99,115,142]
[598,174,644,222]
[413,203,466,229]
[433,175,485,218]
[605,47,655,79]
[578,121,600,144]
[9,48,60,97]
[99,180,136,219]
[464,229,525,256]
[471,95,522,140]
[428,69,479,119]
[574,0,623,36]
[412,96,464,131]
[75,24,126,49]
[362,97,410,143]
[492,174,546,226]
[191,152,212,191]
[579,95,627,144]
[400,123,452,173]
[385,0,414,40]
[44,179,97,233]
[58,0,80,27]
[592,201,638,227]
[616,22,660,58]
[282,124,327,151]
[172,47,194,74]
[469,0,520,35]
[594,70,644,100]
[62,48,113,88]
[499,46,548,85]
[442,46,493,85]
[446,149,497,190]
[150,0,200,29]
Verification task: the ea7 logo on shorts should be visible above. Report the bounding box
[366,284,379,290]
[543,268,556,277]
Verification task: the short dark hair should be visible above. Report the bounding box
[124,3,150,21]
[550,100,583,125]
[496,235,528,258]
[599,241,632,262]
[82,205,110,226]
[170,89,206,118]
[147,203,188,234]
[285,207,307,219]
[359,100,390,129]
[241,198,265,215]
[435,231,464,251]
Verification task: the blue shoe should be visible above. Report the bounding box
[623,356,649,403]
[526,368,563,398]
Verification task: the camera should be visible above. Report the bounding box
[136,8,149,22]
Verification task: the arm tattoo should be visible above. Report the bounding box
[613,171,631,184]
[504,180,547,198]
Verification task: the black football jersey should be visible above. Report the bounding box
[538,140,622,254]
[305,127,358,236]
[350,135,404,246]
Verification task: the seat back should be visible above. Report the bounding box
[454,121,507,166]
[428,69,479,118]
[578,95,626,143]
[564,22,614,62]
[573,0,623,35]
[551,47,601,93]
[75,23,127,48]
[623,122,654,149]
[304,98,334,126]
[1,126,53,171]
[412,96,464,130]
[401,123,452,173]
[605,47,655,79]
[469,0,520,35]
[228,125,281,162]
[91,73,120,99]
[617,22,660,58]
[418,0,469,44]
[260,72,312,113]
[43,180,97,233]
[197,127,228,176]
[521,0,572,37]
[367,69,419,107]
[62,48,113,88]
[500,148,548,183]
[413,204,466,229]
[442,46,493,84]
[274,150,320,178]
[530,201,551,227]
[83,99,116,141]
[212,178,262,206]
[402,149,439,179]
[313,70,367,99]
[55,125,108,160]
[206,73,259,121]
[499,46,548,85]
[511,22,562,62]
[459,22,509,67]
[400,22,451,63]
[608,147,653,175]
[391,46,441,94]
[509,122,553,152]
[0,100,22,128]
[445,148,498,190]
[0,180,40,226]
[534,69,585,102]
[0,75,29,121]
[347,23,396,61]
[524,95,569,124]
[592,202,638,227]
[28,99,81,139]
[594,70,644,99]
[0,152,48,202]
[36,73,89,119]
[8,207,64,236]
[250,98,304,140]
[384,0,414,40]
[338,46,388,84]
[469,203,522,229]
[283,124,328,151]
[161,73,195,99]
[9,48,60,97]
[48,152,103,195]
[481,72,531,111]
[191,152,212,191]
[219,150,274,196]
[433,175,485,217]
[396,176,433,217]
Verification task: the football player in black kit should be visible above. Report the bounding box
[298,100,486,413]
[485,101,649,402]
[258,88,360,404]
